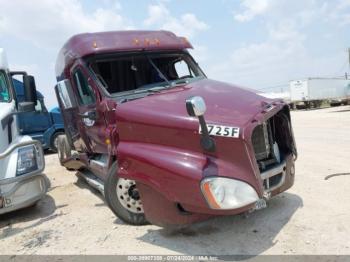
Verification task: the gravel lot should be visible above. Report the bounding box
[1,106,350,255]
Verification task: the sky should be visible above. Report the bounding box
[1,0,350,108]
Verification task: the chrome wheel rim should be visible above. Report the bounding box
[116,178,143,214]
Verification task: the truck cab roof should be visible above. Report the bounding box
[55,30,192,80]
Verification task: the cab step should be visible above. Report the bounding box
[77,170,105,196]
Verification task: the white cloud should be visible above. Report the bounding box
[144,4,169,26]
[143,3,209,38]
[189,44,209,63]
[218,0,350,91]
[206,34,329,91]
[0,0,132,50]
[0,0,134,108]
[207,4,348,91]
[233,0,327,25]
[327,0,350,25]
[268,20,304,41]
[234,0,269,22]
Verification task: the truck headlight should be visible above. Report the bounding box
[16,145,43,176]
[200,177,259,209]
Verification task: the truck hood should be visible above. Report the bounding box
[116,78,273,129]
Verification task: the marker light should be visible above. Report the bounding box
[144,38,150,46]
[201,177,259,210]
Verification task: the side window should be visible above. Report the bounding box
[73,69,95,105]
[35,99,43,112]
[35,99,47,112]
[174,60,192,79]
[0,72,10,102]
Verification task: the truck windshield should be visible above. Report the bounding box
[0,72,10,102]
[89,52,205,96]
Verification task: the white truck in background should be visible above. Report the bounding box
[290,78,350,109]
[0,48,48,214]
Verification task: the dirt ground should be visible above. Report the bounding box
[1,105,350,255]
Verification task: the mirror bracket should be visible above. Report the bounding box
[186,96,216,152]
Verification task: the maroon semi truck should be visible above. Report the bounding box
[55,30,297,227]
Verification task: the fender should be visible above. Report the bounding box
[116,141,262,210]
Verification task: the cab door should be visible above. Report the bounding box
[70,65,108,154]
[55,79,82,151]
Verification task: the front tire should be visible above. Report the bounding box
[104,162,148,225]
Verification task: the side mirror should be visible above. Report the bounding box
[23,75,37,105]
[186,96,206,116]
[185,96,216,152]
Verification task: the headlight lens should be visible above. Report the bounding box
[16,145,43,176]
[201,177,259,210]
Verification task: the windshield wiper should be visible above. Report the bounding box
[119,88,162,103]
[146,56,171,86]
[131,86,164,94]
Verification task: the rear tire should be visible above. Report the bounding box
[104,162,148,225]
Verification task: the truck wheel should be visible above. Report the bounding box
[104,162,148,225]
[51,131,65,153]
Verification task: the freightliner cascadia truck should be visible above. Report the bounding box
[0,48,48,214]
[55,31,297,227]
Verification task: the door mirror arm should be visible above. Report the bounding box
[186,96,216,152]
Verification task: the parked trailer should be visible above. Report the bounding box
[289,78,350,109]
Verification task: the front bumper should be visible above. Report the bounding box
[0,172,49,215]
[0,137,48,214]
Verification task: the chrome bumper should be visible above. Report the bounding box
[0,172,49,214]
[260,160,286,193]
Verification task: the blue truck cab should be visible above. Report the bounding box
[13,79,64,152]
